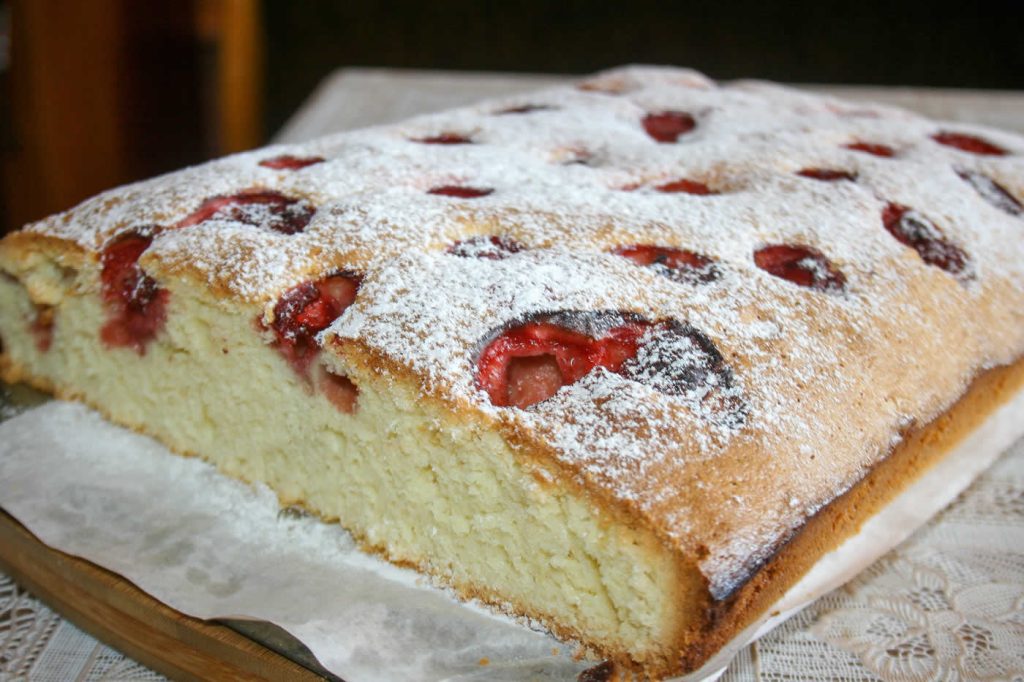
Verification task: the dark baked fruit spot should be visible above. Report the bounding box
[428,185,494,198]
[956,169,1022,216]
[754,244,846,292]
[577,661,615,682]
[448,235,523,259]
[179,189,316,235]
[655,178,716,195]
[882,203,970,276]
[268,272,361,378]
[477,311,743,425]
[30,304,55,353]
[614,244,719,284]
[797,168,857,182]
[99,231,169,354]
[844,142,896,158]
[258,155,325,170]
[320,369,359,414]
[642,111,696,143]
[413,133,474,145]
[496,104,556,115]
[619,319,744,425]
[932,131,1007,156]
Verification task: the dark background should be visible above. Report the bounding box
[2,0,1023,234]
[262,1,1024,135]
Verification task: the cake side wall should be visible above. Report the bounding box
[0,256,700,673]
[673,355,1024,673]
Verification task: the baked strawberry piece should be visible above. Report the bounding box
[495,104,556,115]
[413,133,474,144]
[797,168,856,182]
[643,111,696,143]
[844,141,896,157]
[179,189,316,235]
[99,231,169,354]
[268,273,361,378]
[654,178,716,194]
[620,319,744,426]
[882,204,970,276]
[258,155,325,170]
[428,185,494,198]
[477,311,740,422]
[477,312,648,408]
[448,235,523,259]
[932,131,1007,156]
[957,170,1022,216]
[754,244,846,292]
[614,245,719,284]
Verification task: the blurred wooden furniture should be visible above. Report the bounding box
[0,0,264,235]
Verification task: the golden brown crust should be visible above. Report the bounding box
[670,355,1024,675]
[0,230,92,267]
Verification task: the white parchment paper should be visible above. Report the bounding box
[1,390,1023,681]
[0,403,591,681]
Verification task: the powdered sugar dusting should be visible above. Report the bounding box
[14,66,1024,596]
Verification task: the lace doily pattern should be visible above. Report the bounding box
[718,435,1024,682]
[807,437,1024,682]
[0,573,165,681]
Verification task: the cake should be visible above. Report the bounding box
[1,66,1023,679]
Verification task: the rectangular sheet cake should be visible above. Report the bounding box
[1,66,1023,679]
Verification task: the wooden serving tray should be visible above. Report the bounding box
[0,509,339,681]
[1,380,343,680]
[1,380,340,680]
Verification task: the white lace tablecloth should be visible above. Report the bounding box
[2,69,1023,681]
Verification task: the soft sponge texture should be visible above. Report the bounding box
[0,266,693,669]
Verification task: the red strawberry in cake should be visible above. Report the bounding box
[882,204,970,277]
[428,185,494,198]
[99,231,169,354]
[448,235,523,259]
[754,244,846,292]
[180,189,316,235]
[642,112,696,143]
[268,272,361,379]
[614,245,719,284]
[259,155,325,170]
[844,141,896,157]
[477,311,743,426]
[932,131,1007,156]
[956,170,1022,216]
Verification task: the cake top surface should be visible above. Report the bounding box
[15,66,1024,597]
